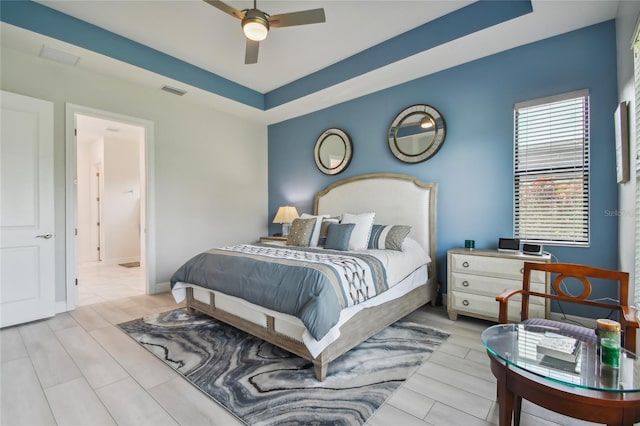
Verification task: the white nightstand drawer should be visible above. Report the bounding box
[447,249,551,322]
[450,291,545,322]
[450,254,546,283]
[450,272,545,306]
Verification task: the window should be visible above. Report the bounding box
[514,90,590,246]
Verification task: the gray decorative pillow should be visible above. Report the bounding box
[286,218,317,247]
[324,223,356,251]
[318,217,340,246]
[300,213,330,247]
[368,224,412,251]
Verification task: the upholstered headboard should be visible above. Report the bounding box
[314,173,437,281]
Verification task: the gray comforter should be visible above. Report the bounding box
[170,244,388,340]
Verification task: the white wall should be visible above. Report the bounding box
[617,4,640,296]
[0,46,269,303]
[103,136,141,264]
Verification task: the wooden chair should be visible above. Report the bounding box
[496,262,639,352]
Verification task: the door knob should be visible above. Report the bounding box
[35,233,53,239]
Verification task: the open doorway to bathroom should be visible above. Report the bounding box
[75,113,146,305]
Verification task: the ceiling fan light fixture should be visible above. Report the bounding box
[205,0,326,63]
[242,10,269,41]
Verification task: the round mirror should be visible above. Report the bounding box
[314,128,352,175]
[388,104,446,163]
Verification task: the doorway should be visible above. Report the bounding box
[65,104,156,310]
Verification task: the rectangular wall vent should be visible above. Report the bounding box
[161,85,187,96]
[40,45,80,66]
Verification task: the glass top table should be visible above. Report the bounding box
[481,323,640,394]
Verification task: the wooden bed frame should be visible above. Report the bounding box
[184,173,438,380]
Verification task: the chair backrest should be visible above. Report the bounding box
[517,262,636,351]
[521,262,629,315]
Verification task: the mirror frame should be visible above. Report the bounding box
[314,128,353,175]
[388,104,446,163]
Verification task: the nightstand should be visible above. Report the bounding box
[447,248,551,322]
[259,236,288,246]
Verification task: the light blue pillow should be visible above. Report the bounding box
[318,217,340,246]
[324,223,356,251]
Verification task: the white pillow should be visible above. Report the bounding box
[300,213,329,247]
[341,212,375,250]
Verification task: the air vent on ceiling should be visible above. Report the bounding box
[105,127,120,132]
[161,85,187,96]
[39,45,80,66]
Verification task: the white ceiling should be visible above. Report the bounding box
[36,0,478,94]
[1,0,621,124]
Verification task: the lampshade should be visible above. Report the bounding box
[273,206,299,224]
[242,11,269,41]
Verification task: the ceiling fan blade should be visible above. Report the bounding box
[202,0,245,20]
[268,8,325,28]
[245,39,259,64]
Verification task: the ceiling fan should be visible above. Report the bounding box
[204,0,326,64]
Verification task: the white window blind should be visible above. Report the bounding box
[514,90,590,246]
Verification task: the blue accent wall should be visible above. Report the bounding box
[268,21,619,316]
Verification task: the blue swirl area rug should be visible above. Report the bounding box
[118,308,449,425]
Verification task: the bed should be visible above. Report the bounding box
[170,172,438,380]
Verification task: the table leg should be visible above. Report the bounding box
[497,376,514,426]
[514,396,522,426]
[609,407,637,426]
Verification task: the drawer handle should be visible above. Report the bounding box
[462,280,469,287]
[462,261,470,268]
[520,267,524,274]
[462,300,469,306]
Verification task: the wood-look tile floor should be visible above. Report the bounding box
[77,262,146,306]
[0,294,609,425]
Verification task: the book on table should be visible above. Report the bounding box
[536,333,582,363]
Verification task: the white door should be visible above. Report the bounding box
[1,91,55,328]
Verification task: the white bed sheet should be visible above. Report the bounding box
[366,237,429,287]
[302,264,428,357]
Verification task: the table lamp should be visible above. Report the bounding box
[272,206,299,236]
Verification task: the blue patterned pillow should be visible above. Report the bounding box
[368,225,412,251]
[324,223,356,251]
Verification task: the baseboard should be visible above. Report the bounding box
[152,281,171,294]
[99,257,141,266]
[55,300,68,314]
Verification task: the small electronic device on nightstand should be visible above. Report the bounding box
[522,243,544,255]
[498,238,520,253]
